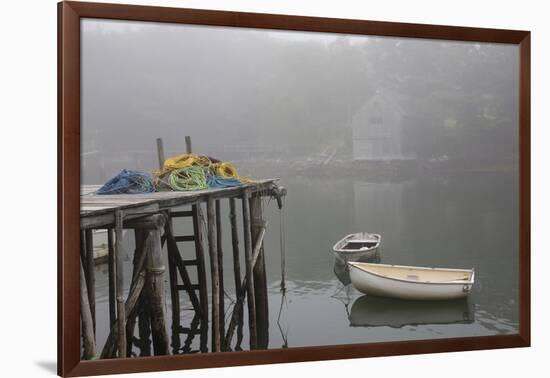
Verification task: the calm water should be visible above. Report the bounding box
[91,171,519,353]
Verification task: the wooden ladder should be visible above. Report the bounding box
[163,204,209,353]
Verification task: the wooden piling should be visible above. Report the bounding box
[225,222,266,349]
[206,197,221,352]
[115,210,127,358]
[100,230,150,359]
[84,229,96,333]
[107,229,116,327]
[241,189,257,349]
[215,199,225,347]
[100,270,146,358]
[193,203,209,352]
[164,211,181,354]
[250,195,269,348]
[143,215,169,355]
[185,135,192,153]
[229,198,244,349]
[126,231,150,357]
[156,138,165,169]
[80,230,86,270]
[80,261,96,359]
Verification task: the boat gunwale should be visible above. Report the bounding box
[348,262,475,286]
[332,233,381,253]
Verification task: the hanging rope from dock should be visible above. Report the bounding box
[168,166,208,191]
[279,200,286,292]
[97,169,155,195]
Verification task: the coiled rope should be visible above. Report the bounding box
[211,162,253,183]
[168,166,208,191]
[207,175,242,188]
[97,169,155,194]
[163,153,213,171]
[152,153,255,191]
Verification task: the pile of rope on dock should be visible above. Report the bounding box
[96,153,254,194]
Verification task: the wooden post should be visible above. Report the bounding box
[84,229,96,333]
[250,195,269,349]
[80,230,87,270]
[100,270,146,359]
[241,189,257,349]
[193,203,209,352]
[126,231,150,357]
[115,210,127,358]
[80,261,96,359]
[156,138,165,169]
[107,229,116,327]
[224,222,266,349]
[229,198,244,349]
[215,199,225,348]
[143,215,169,355]
[206,197,221,352]
[164,211,181,354]
[100,230,150,359]
[185,135,192,153]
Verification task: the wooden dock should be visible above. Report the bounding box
[79,178,285,359]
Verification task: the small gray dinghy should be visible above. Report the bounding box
[332,232,381,262]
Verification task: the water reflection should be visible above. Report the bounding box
[91,173,519,353]
[349,296,474,328]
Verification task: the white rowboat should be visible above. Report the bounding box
[348,262,475,300]
[332,233,381,262]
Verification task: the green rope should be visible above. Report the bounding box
[168,166,208,191]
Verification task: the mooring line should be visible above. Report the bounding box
[279,197,286,292]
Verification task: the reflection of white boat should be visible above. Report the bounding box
[349,295,474,327]
[348,262,475,300]
[332,233,381,262]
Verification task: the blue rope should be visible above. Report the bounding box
[97,169,155,194]
[207,175,242,188]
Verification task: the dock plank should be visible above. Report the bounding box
[80,179,280,229]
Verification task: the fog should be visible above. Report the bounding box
[81,19,520,347]
[81,19,519,183]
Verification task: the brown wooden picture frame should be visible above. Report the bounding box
[58,1,530,376]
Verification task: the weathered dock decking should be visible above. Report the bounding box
[79,178,284,359]
[80,179,279,228]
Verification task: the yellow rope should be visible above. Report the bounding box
[211,162,254,183]
[153,152,255,184]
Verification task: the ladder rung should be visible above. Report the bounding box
[178,326,202,334]
[171,210,194,217]
[175,235,195,242]
[176,284,201,291]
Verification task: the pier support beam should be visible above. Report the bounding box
[142,215,169,355]
[193,203,209,353]
[115,210,127,358]
[80,261,96,359]
[207,197,221,352]
[250,195,269,349]
[215,199,225,348]
[229,198,244,350]
[84,229,96,334]
[107,229,116,328]
[241,189,257,349]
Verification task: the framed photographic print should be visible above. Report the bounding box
[58,1,530,376]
